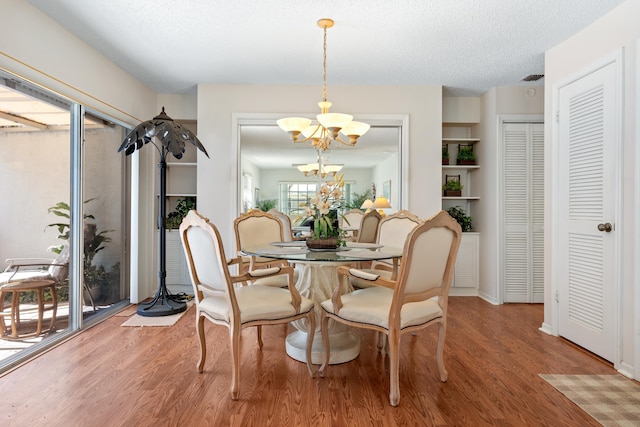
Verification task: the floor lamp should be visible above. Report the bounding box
[118,107,209,317]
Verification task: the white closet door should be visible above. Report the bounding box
[503,122,544,303]
[558,61,618,362]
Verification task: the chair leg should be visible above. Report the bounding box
[47,285,58,333]
[230,324,241,400]
[304,311,316,377]
[196,315,207,373]
[0,291,6,338]
[388,329,400,407]
[318,311,331,377]
[436,321,448,382]
[10,291,20,338]
[378,332,388,356]
[35,287,45,336]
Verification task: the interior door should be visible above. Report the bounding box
[502,122,544,303]
[557,61,619,362]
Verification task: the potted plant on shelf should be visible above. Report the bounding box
[457,144,476,165]
[442,177,463,197]
[446,206,473,232]
[442,145,450,165]
[166,196,197,230]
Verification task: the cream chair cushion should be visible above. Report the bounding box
[320,287,442,330]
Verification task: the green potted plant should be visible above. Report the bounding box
[255,198,278,212]
[446,206,473,232]
[47,199,114,302]
[442,179,463,197]
[345,189,372,210]
[442,145,450,165]
[166,196,197,229]
[456,144,476,165]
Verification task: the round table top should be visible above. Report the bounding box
[242,241,403,263]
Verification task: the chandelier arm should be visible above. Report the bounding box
[334,135,357,147]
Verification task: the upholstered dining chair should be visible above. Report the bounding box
[180,210,316,399]
[234,209,297,287]
[356,209,382,244]
[0,245,69,338]
[341,208,364,241]
[267,209,294,242]
[319,210,462,406]
[351,210,422,289]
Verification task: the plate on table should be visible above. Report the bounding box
[346,250,394,259]
[308,247,352,252]
[254,247,308,255]
[270,241,307,247]
[346,242,383,249]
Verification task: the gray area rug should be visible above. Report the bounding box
[540,374,640,426]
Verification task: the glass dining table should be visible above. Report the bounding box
[241,241,403,365]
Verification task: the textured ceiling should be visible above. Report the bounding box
[28,0,625,96]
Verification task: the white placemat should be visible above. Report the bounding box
[270,241,307,247]
[346,250,395,259]
[346,242,383,249]
[255,247,308,255]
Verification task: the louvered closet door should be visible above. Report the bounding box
[558,61,618,362]
[503,122,544,303]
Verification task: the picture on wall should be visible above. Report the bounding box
[383,180,391,200]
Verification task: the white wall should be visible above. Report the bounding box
[372,152,399,211]
[0,126,125,275]
[544,0,639,376]
[196,84,442,250]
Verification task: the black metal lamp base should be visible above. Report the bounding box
[137,287,186,317]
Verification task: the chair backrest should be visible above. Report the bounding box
[268,209,294,242]
[342,208,364,230]
[391,210,462,313]
[376,210,422,249]
[180,210,232,300]
[234,210,285,253]
[357,210,382,243]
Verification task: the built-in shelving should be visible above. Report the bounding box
[442,137,480,144]
[442,118,480,293]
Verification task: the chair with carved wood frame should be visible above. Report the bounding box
[341,208,364,241]
[319,210,462,406]
[351,210,422,288]
[268,209,295,242]
[180,210,316,399]
[234,209,297,287]
[356,209,382,244]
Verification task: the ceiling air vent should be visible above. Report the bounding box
[522,74,544,82]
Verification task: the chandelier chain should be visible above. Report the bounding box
[322,24,327,103]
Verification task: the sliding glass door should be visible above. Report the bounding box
[0,69,130,371]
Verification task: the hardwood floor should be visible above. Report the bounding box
[0,297,616,426]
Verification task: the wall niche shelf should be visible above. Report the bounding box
[442,116,480,294]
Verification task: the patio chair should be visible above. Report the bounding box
[0,245,69,339]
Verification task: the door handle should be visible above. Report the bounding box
[597,222,613,232]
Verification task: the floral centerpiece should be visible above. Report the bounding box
[301,174,346,249]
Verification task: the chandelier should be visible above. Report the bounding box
[277,18,370,151]
[296,162,343,178]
